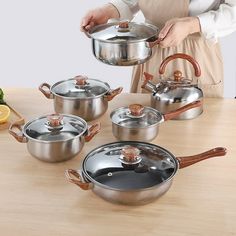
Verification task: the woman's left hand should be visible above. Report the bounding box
[158,17,201,48]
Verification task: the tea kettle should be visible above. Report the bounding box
[142,53,203,120]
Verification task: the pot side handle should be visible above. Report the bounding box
[9,122,28,143]
[176,147,227,169]
[159,53,201,77]
[85,122,101,142]
[39,83,53,99]
[105,87,123,101]
[163,100,202,121]
[65,169,91,190]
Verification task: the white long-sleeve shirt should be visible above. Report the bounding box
[109,0,236,41]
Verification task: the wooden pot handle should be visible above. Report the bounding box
[65,169,91,190]
[39,83,53,99]
[176,147,227,169]
[159,53,201,77]
[163,100,202,121]
[85,122,101,142]
[105,87,123,101]
[9,122,28,143]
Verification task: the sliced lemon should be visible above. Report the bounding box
[0,105,10,124]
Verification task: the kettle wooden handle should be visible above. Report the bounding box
[159,53,201,77]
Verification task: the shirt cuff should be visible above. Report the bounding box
[109,0,134,20]
[197,13,218,43]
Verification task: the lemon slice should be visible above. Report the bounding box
[0,105,10,124]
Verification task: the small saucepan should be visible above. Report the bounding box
[65,141,227,205]
[9,114,100,162]
[110,100,202,141]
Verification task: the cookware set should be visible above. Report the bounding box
[8,20,227,205]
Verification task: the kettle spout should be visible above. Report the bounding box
[141,72,156,92]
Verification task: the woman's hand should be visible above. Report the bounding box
[80,4,119,32]
[158,17,201,48]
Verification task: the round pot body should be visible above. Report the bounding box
[91,176,173,205]
[92,39,152,66]
[26,135,85,163]
[53,95,108,122]
[151,87,203,120]
[111,122,160,142]
[87,21,159,66]
[9,114,100,163]
[65,142,226,205]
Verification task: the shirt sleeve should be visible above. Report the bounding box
[197,0,236,42]
[109,0,139,20]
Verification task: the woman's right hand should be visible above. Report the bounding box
[80,4,120,32]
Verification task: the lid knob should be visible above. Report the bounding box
[174,70,183,82]
[118,20,130,32]
[74,75,88,86]
[121,146,141,164]
[47,114,63,127]
[128,104,144,116]
[119,21,129,29]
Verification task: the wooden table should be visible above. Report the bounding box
[1,89,236,236]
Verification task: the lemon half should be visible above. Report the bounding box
[0,105,10,124]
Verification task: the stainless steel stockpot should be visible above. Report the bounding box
[65,141,226,205]
[39,75,123,121]
[142,53,203,120]
[9,114,100,162]
[84,21,160,66]
[110,101,202,141]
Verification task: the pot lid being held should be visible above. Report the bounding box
[88,21,158,42]
[83,141,177,191]
[23,114,87,142]
[51,76,110,99]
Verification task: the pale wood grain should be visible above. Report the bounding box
[0,89,236,236]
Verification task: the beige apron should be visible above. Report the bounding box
[131,0,224,98]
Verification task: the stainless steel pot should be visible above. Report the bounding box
[110,101,202,141]
[142,53,203,120]
[84,21,160,66]
[65,141,226,205]
[39,75,123,121]
[9,114,100,162]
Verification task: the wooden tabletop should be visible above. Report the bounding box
[1,88,236,236]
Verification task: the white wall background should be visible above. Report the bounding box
[0,0,236,97]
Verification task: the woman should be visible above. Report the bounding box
[81,0,236,97]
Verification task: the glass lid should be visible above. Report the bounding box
[51,76,110,99]
[23,114,87,142]
[110,104,163,128]
[83,141,177,191]
[89,21,158,42]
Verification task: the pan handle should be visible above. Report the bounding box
[9,122,28,143]
[65,169,92,190]
[176,147,227,169]
[163,100,202,121]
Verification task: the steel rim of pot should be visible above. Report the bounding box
[21,114,88,143]
[81,141,178,192]
[110,105,163,129]
[87,21,159,44]
[50,78,111,100]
